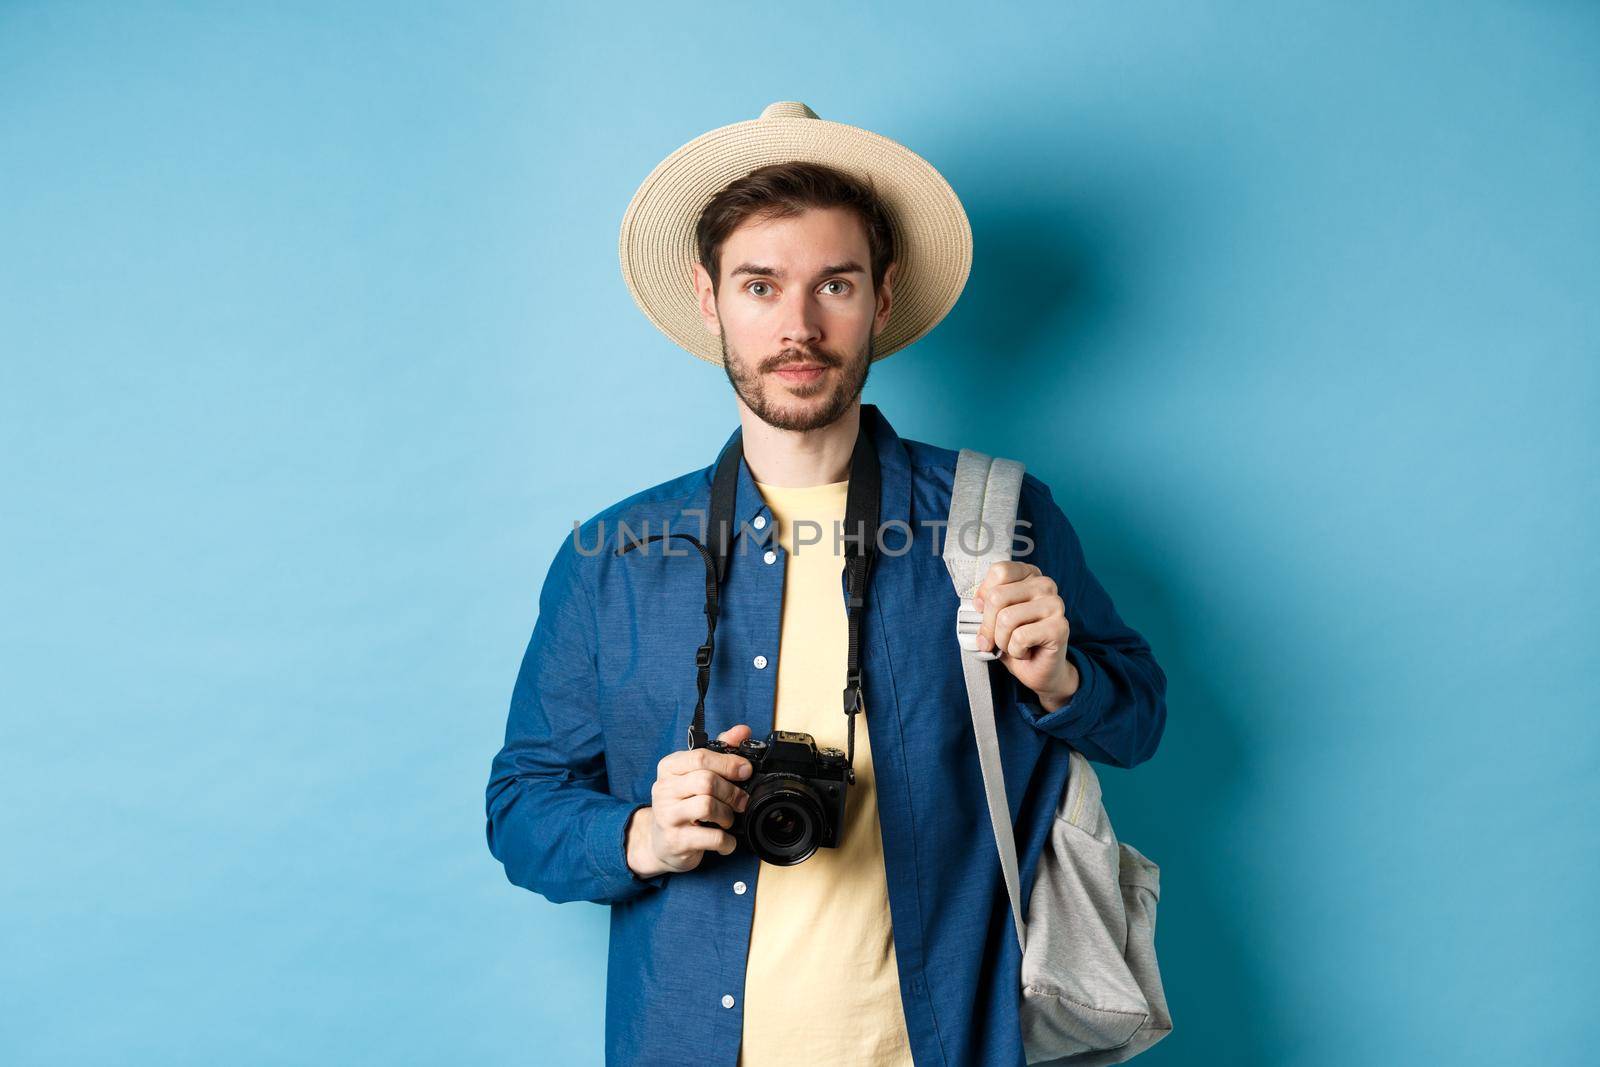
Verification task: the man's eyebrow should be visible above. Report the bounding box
[727,261,867,280]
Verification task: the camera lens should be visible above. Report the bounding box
[745,776,825,866]
[759,804,807,848]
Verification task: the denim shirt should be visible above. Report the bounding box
[485,403,1167,1066]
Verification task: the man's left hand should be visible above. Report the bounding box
[973,561,1080,713]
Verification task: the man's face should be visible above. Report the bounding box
[693,206,897,433]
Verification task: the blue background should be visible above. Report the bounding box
[3,2,1595,1064]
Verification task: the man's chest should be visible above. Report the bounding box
[589,519,983,795]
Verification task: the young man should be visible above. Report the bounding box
[486,102,1167,1067]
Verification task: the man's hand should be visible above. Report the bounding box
[973,561,1081,713]
[626,724,754,879]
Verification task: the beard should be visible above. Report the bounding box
[719,329,875,433]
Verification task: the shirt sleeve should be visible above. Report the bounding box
[1009,477,1168,769]
[485,533,669,905]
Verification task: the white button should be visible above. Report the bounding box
[763,549,777,565]
[752,515,767,530]
[733,880,747,895]
[753,655,768,669]
[721,994,736,1009]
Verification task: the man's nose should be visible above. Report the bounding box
[778,292,823,348]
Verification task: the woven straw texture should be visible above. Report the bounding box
[618,101,973,366]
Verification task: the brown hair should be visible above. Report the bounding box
[694,161,897,297]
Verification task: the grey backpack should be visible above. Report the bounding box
[942,448,1173,1066]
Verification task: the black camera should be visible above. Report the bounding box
[696,730,854,866]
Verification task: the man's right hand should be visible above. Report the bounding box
[626,724,754,879]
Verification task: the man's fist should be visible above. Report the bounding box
[626,724,754,879]
[973,561,1081,713]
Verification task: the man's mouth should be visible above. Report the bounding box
[772,362,829,383]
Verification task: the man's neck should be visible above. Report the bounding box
[736,400,861,487]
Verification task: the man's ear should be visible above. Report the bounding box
[874,261,898,334]
[692,263,721,336]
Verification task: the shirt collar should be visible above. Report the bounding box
[709,402,913,549]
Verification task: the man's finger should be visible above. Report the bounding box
[682,793,740,830]
[1001,616,1068,660]
[975,566,1046,647]
[976,561,1037,601]
[662,767,751,810]
[974,562,1042,616]
[716,724,753,746]
[677,825,736,856]
[990,595,1055,658]
[659,746,752,782]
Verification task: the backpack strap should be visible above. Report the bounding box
[944,448,1025,661]
[942,448,1029,951]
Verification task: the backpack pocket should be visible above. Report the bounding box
[1019,802,1151,1059]
[1019,749,1171,1066]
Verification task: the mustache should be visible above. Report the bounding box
[764,347,840,371]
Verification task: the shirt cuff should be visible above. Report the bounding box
[585,798,668,902]
[1018,645,1108,737]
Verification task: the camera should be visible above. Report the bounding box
[695,730,854,866]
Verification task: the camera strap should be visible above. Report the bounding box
[702,415,881,767]
[618,416,881,764]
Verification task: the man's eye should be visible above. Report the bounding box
[747,282,772,297]
[821,280,851,295]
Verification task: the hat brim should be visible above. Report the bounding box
[618,113,973,366]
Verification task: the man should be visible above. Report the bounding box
[486,101,1166,1067]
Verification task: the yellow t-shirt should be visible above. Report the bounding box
[738,478,914,1067]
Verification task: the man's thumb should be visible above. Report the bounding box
[716,723,754,746]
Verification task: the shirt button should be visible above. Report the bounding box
[733,880,747,895]
[752,516,767,530]
[763,549,777,565]
[753,655,768,670]
[721,994,736,1009]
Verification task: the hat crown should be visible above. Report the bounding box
[759,100,819,121]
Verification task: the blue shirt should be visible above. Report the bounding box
[485,403,1167,1066]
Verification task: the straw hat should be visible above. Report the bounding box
[618,100,973,366]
